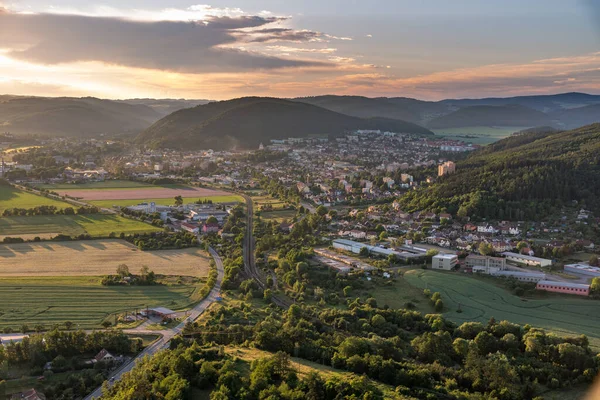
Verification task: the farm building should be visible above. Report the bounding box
[10,389,46,400]
[564,263,600,277]
[93,348,116,363]
[180,222,200,234]
[432,254,458,270]
[536,280,590,296]
[491,270,546,282]
[501,252,552,268]
[145,307,177,319]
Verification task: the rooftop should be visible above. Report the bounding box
[537,280,590,289]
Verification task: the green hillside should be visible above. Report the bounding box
[136,97,433,150]
[398,123,600,220]
[427,104,552,129]
[0,96,160,137]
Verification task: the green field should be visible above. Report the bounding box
[0,185,71,213]
[89,195,243,208]
[0,276,199,329]
[36,180,155,190]
[433,126,530,145]
[259,209,296,223]
[0,214,161,237]
[404,269,600,348]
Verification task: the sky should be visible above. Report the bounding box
[1,0,600,100]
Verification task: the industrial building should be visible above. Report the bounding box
[465,255,506,273]
[491,270,546,282]
[501,252,552,268]
[432,254,459,270]
[564,263,600,277]
[332,239,424,261]
[536,280,590,296]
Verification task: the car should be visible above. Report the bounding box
[109,377,115,383]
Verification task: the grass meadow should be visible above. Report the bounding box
[88,195,243,208]
[432,126,530,145]
[403,269,600,349]
[0,185,72,213]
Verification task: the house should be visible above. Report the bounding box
[10,389,46,400]
[432,254,458,270]
[349,230,366,239]
[439,213,452,220]
[202,222,220,234]
[477,224,498,234]
[181,222,199,234]
[144,307,177,319]
[93,348,116,363]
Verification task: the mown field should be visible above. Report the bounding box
[89,195,243,208]
[0,276,202,329]
[0,214,161,237]
[0,185,71,213]
[433,126,529,145]
[0,240,211,277]
[403,269,600,348]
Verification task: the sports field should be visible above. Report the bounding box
[0,276,201,329]
[404,269,600,347]
[0,185,71,213]
[0,240,211,277]
[0,214,161,237]
[433,126,529,145]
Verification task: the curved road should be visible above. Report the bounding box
[85,246,224,400]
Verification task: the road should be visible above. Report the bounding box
[85,246,224,400]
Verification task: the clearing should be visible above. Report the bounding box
[0,214,161,237]
[433,126,529,145]
[0,276,203,329]
[403,269,600,348]
[0,239,211,277]
[0,185,71,213]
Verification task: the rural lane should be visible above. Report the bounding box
[85,246,225,400]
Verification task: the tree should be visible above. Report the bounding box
[206,216,219,224]
[589,255,599,267]
[296,262,309,275]
[434,299,444,312]
[517,241,529,253]
[174,195,184,206]
[101,321,112,329]
[359,246,369,257]
[263,289,272,303]
[316,205,328,216]
[116,264,130,278]
[64,321,74,331]
[474,331,498,355]
[590,277,600,294]
[343,286,352,297]
[478,242,494,256]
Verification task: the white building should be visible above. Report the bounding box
[501,252,552,268]
[491,270,546,282]
[432,254,458,270]
[564,263,600,277]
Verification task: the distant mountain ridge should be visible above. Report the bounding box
[136,97,433,150]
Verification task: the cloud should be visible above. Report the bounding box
[235,28,351,44]
[0,10,328,73]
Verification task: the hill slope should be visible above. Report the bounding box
[427,104,552,129]
[118,98,212,117]
[550,104,600,129]
[137,97,433,150]
[0,96,160,137]
[398,123,600,220]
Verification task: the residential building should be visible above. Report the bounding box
[10,389,46,400]
[202,222,220,234]
[438,161,456,176]
[181,222,200,234]
[93,349,116,363]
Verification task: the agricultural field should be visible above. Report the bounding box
[36,180,154,190]
[46,184,232,201]
[433,126,529,145]
[252,195,288,211]
[0,185,71,213]
[0,276,203,329]
[403,269,600,348]
[0,240,211,277]
[89,195,242,208]
[0,214,161,237]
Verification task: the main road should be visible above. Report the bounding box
[85,246,225,400]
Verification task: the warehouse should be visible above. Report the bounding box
[536,280,590,296]
[501,252,552,268]
[564,263,600,277]
[491,270,546,282]
[332,239,423,261]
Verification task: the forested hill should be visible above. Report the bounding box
[136,97,433,150]
[427,104,552,129]
[398,123,600,220]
